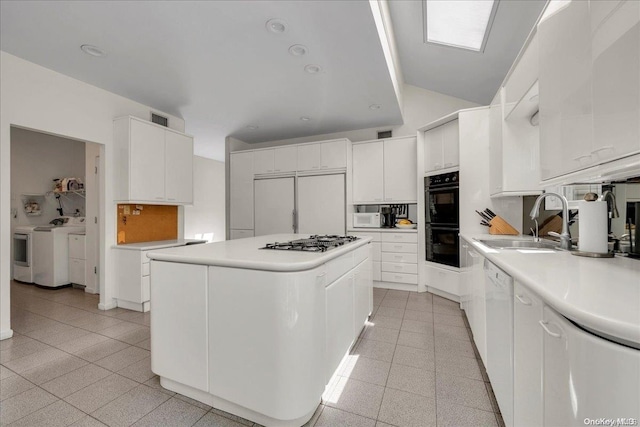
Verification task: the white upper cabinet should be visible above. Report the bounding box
[165,131,194,204]
[352,141,384,203]
[383,137,417,202]
[424,119,459,173]
[539,0,640,180]
[320,140,347,169]
[229,151,254,230]
[253,149,275,175]
[114,116,193,204]
[503,33,539,119]
[297,144,322,171]
[274,146,297,173]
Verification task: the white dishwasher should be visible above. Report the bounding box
[484,259,514,427]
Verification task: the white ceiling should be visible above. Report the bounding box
[1,1,546,162]
[388,0,547,105]
[0,0,402,161]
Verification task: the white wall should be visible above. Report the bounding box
[184,156,225,242]
[0,52,185,338]
[10,127,86,225]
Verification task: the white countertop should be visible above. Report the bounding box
[462,234,640,347]
[349,227,417,233]
[113,239,208,251]
[147,234,372,272]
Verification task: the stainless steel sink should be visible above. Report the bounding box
[476,239,560,250]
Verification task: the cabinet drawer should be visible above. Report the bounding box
[381,252,418,263]
[381,233,417,243]
[372,261,381,281]
[381,262,418,274]
[349,231,381,242]
[381,243,417,254]
[326,252,354,285]
[68,235,86,260]
[381,272,418,285]
[142,262,150,277]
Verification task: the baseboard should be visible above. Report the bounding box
[98,300,118,311]
[373,281,418,292]
[84,287,99,295]
[0,329,14,340]
[426,286,460,303]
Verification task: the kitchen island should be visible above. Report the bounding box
[146,234,373,427]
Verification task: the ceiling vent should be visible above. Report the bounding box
[151,113,169,127]
[378,130,393,139]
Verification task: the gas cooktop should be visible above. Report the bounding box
[260,235,359,252]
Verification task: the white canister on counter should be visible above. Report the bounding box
[578,200,608,253]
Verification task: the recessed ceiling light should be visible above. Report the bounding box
[300,116,311,122]
[288,45,308,56]
[369,104,382,110]
[266,18,287,34]
[423,0,499,52]
[246,125,259,130]
[304,64,322,74]
[80,44,106,57]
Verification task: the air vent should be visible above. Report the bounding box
[377,130,392,139]
[151,113,168,127]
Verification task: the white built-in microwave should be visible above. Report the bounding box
[353,213,381,228]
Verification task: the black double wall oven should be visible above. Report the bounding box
[425,171,460,268]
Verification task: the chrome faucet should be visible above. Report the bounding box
[599,190,619,219]
[530,192,572,251]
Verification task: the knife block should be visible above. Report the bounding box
[489,216,519,235]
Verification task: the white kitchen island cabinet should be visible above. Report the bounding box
[147,234,372,427]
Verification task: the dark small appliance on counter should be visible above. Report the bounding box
[381,207,396,228]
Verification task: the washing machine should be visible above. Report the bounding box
[33,217,86,288]
[13,225,38,283]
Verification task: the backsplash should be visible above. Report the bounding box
[116,204,178,244]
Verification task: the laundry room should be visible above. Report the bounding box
[10,127,100,294]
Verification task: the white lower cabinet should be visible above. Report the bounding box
[68,234,85,286]
[114,249,151,312]
[542,306,640,426]
[424,263,459,296]
[513,281,543,427]
[229,229,254,240]
[460,242,486,362]
[325,272,355,382]
[353,258,373,335]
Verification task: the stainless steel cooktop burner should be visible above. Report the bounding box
[261,235,359,252]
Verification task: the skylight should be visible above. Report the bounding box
[424,0,499,52]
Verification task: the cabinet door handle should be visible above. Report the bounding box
[515,294,532,306]
[590,146,613,155]
[539,321,562,338]
[572,154,591,161]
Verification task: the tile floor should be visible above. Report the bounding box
[1,282,503,427]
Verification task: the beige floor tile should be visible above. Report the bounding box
[41,363,111,398]
[65,373,138,413]
[377,388,436,427]
[142,376,176,396]
[134,338,151,351]
[0,334,35,351]
[56,333,110,354]
[434,312,467,328]
[436,400,498,427]
[432,304,464,316]
[340,355,391,386]
[385,364,436,398]
[38,326,91,346]
[436,353,483,381]
[376,422,395,427]
[433,295,459,308]
[0,364,17,380]
[434,324,471,342]
[401,319,434,335]
[117,357,155,383]
[0,374,35,401]
[436,374,493,412]
[405,300,433,312]
[98,322,145,339]
[132,396,207,426]
[0,339,51,363]
[95,346,149,372]
[174,394,212,411]
[352,339,396,363]
[314,406,376,427]
[4,346,67,373]
[208,407,253,425]
[74,339,130,362]
[112,310,147,323]
[325,377,384,419]
[193,411,247,427]
[114,327,150,345]
[9,399,86,427]
[70,415,109,426]
[403,309,433,323]
[385,290,410,299]
[369,315,402,330]
[435,335,476,359]
[20,354,88,385]
[392,345,435,371]
[91,384,171,427]
[70,315,124,333]
[379,298,407,309]
[407,292,432,302]
[373,306,405,319]
[0,386,58,425]
[397,330,435,351]
[362,326,400,344]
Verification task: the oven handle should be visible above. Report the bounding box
[14,233,29,241]
[428,226,460,231]
[427,185,459,193]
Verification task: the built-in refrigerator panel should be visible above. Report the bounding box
[254,177,295,236]
[297,174,345,235]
